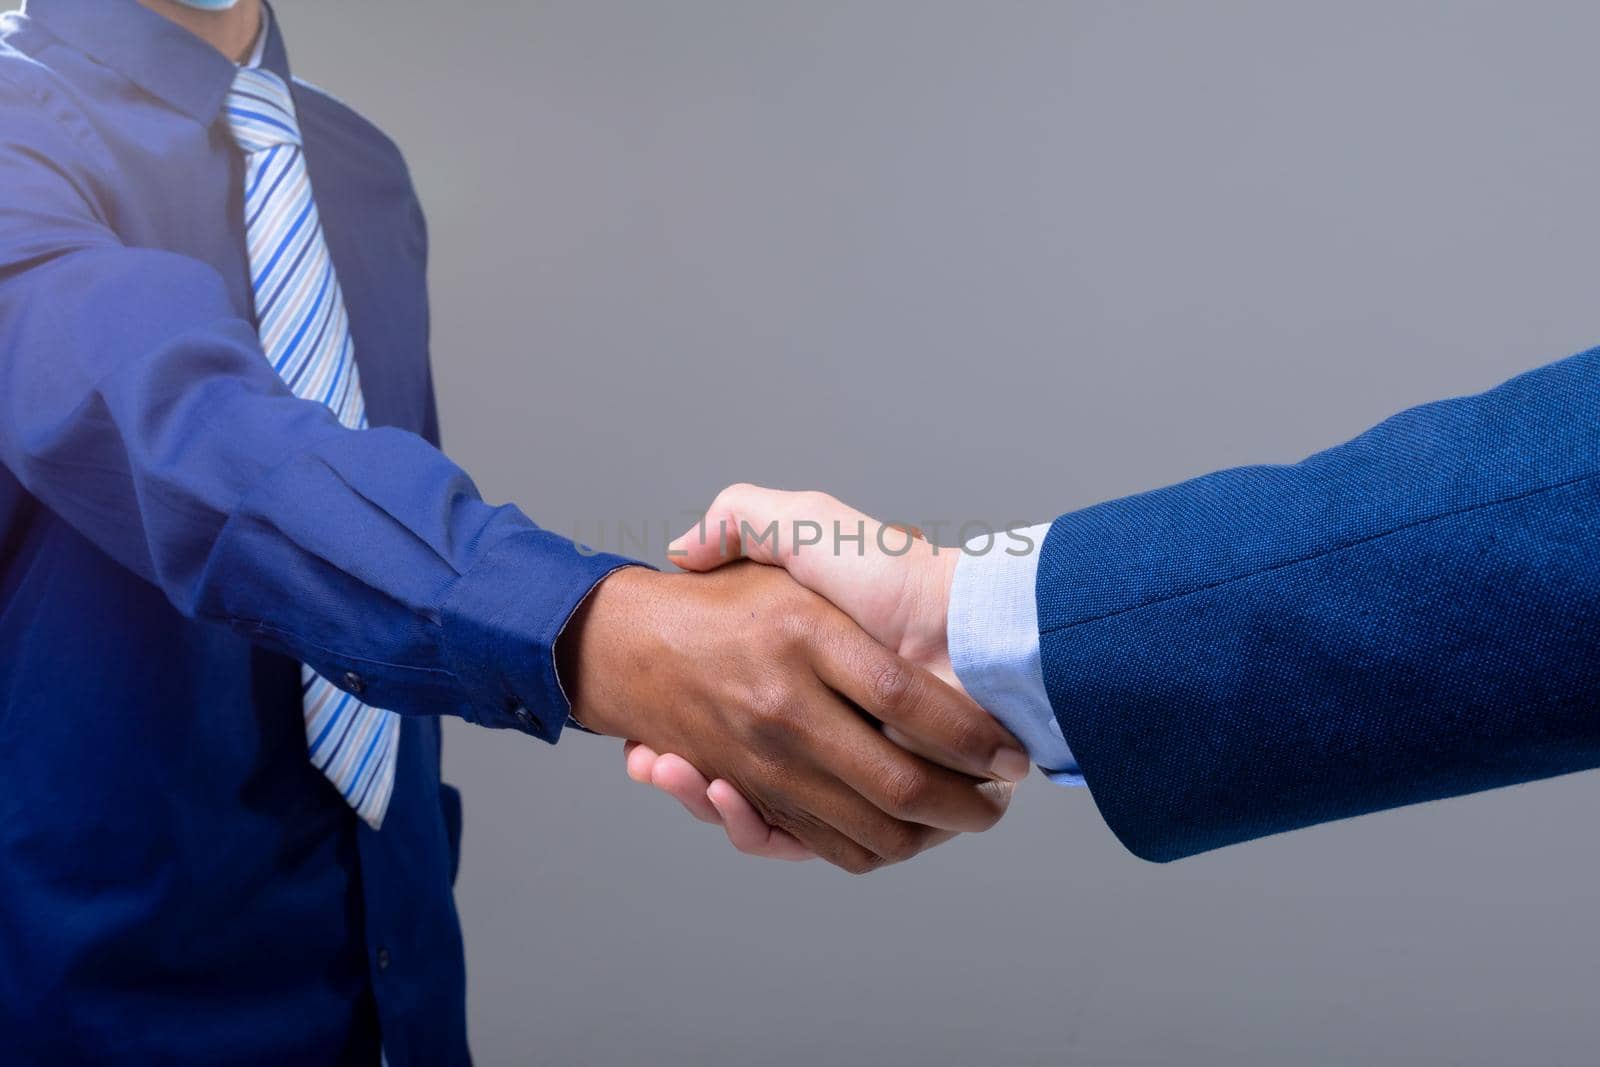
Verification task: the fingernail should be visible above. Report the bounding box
[990,748,1032,783]
[667,529,692,557]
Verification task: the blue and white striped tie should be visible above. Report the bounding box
[226,67,400,829]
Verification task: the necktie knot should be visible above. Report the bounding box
[225,67,302,154]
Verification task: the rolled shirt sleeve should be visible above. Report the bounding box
[947,523,1082,784]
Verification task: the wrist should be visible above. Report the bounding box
[555,565,669,738]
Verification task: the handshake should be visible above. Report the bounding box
[557,484,1028,874]
[558,342,1597,872]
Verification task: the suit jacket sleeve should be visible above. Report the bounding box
[1037,348,1600,862]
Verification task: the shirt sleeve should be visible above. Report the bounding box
[0,79,634,742]
[947,523,1082,783]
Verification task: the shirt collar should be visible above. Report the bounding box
[24,0,292,125]
[242,6,270,70]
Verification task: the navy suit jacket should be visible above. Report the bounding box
[1038,348,1600,862]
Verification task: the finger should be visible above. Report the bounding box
[786,820,895,874]
[880,722,981,775]
[624,740,658,784]
[718,759,916,873]
[650,753,724,824]
[773,765,942,866]
[689,487,927,627]
[814,629,1031,784]
[881,724,1033,785]
[800,688,1011,835]
[668,484,864,575]
[666,484,770,572]
[706,780,817,861]
[850,786,1006,857]
[741,683,992,860]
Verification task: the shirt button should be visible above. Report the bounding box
[512,706,535,728]
[342,671,366,695]
[376,947,391,971]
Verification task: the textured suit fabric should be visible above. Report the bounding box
[1037,348,1600,862]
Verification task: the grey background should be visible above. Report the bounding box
[294,2,1600,1065]
[64,1,1600,1063]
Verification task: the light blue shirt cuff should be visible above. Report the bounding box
[946,523,1083,786]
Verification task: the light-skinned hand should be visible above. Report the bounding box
[624,486,1017,862]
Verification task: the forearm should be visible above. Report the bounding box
[0,246,633,735]
[1038,347,1600,860]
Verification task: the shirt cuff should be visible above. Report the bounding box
[439,527,639,742]
[947,522,1082,785]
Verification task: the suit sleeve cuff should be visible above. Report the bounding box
[947,522,1082,784]
[439,527,640,742]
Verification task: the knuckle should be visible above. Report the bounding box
[943,712,990,760]
[868,659,916,715]
[843,851,888,876]
[879,765,933,819]
[747,697,803,748]
[875,821,929,865]
[709,483,755,525]
[732,774,803,835]
[752,793,803,836]
[775,603,819,645]
[795,489,831,514]
[718,482,756,506]
[816,489,844,508]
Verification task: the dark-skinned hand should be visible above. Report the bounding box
[556,562,1026,873]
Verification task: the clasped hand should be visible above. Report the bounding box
[556,485,1014,873]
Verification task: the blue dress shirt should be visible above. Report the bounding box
[0,2,632,1063]
[947,524,1081,783]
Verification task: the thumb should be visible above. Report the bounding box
[668,485,950,663]
[667,483,801,572]
[668,486,908,636]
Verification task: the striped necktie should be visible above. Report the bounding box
[225,67,400,829]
